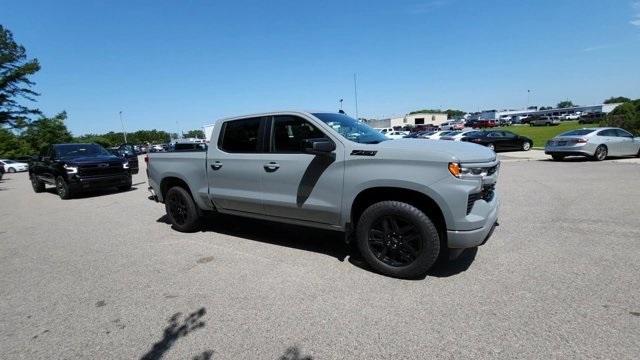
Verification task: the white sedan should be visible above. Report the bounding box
[0,159,29,173]
[439,130,478,141]
[385,131,409,140]
[424,131,456,140]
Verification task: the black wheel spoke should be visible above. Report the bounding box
[367,214,423,268]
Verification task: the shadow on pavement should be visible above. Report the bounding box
[157,213,349,262]
[140,307,313,360]
[140,308,208,360]
[157,213,477,278]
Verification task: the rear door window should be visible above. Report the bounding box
[218,118,262,153]
[597,129,617,137]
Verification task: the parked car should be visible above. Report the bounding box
[0,159,29,173]
[561,113,581,120]
[545,127,640,161]
[374,127,394,134]
[440,121,465,131]
[528,116,560,126]
[578,113,604,124]
[440,130,479,141]
[403,131,433,139]
[385,131,409,140]
[29,143,132,199]
[424,130,455,140]
[475,119,497,128]
[461,130,533,151]
[147,111,499,279]
[497,118,512,127]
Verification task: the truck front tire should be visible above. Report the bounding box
[31,174,45,193]
[56,176,73,199]
[356,201,440,279]
[165,186,201,232]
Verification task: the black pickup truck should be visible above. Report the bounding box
[30,143,132,199]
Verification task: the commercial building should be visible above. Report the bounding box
[365,111,448,129]
[469,103,621,122]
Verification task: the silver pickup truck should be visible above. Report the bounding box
[147,111,499,278]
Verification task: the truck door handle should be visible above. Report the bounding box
[210,161,223,170]
[263,162,280,171]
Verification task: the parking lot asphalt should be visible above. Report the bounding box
[1,158,639,359]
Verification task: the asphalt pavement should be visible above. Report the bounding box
[0,157,639,359]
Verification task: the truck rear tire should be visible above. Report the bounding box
[356,201,440,279]
[165,186,201,232]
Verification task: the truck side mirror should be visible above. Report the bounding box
[302,138,335,155]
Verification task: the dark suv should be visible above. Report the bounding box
[30,143,132,199]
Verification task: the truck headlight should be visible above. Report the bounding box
[122,160,130,169]
[63,164,78,174]
[448,162,494,179]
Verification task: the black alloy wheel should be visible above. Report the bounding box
[164,186,201,232]
[56,176,72,199]
[356,201,440,279]
[368,215,422,267]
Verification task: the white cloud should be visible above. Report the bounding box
[631,1,640,27]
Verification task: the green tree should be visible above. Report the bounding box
[603,96,631,104]
[0,25,41,127]
[557,101,575,108]
[604,99,640,135]
[184,129,205,138]
[21,111,72,152]
[0,127,31,157]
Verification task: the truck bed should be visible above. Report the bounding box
[147,151,213,210]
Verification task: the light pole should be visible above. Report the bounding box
[353,73,359,120]
[526,89,531,109]
[119,111,127,143]
[339,98,343,111]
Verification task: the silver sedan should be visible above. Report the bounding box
[545,127,640,161]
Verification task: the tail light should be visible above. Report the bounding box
[144,155,149,163]
[576,138,588,143]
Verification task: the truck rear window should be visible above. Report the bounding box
[219,118,261,153]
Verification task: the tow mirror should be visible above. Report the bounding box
[302,138,335,155]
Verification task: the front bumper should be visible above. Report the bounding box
[447,193,499,248]
[68,173,131,190]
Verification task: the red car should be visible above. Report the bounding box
[475,119,496,128]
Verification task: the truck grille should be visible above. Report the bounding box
[466,184,496,214]
[78,163,125,177]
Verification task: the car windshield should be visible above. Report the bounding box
[56,144,112,159]
[3,160,16,163]
[446,131,461,136]
[560,129,596,136]
[312,113,388,144]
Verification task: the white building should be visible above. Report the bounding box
[365,112,448,129]
[469,103,622,122]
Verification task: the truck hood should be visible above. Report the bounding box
[62,155,122,165]
[373,139,496,163]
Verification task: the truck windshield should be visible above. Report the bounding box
[56,144,112,159]
[312,113,388,144]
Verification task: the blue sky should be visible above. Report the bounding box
[2,0,640,134]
